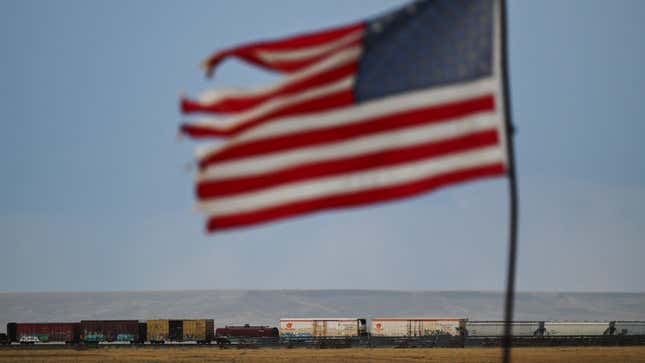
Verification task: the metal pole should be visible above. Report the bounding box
[499,1,519,363]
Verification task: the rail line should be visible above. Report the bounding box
[2,335,645,349]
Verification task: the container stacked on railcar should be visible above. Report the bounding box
[370,318,465,337]
[279,318,367,337]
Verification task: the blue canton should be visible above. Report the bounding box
[355,0,493,102]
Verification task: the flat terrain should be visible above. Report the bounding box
[1,347,645,363]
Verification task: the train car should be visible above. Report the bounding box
[147,319,213,343]
[614,321,645,335]
[370,318,465,337]
[466,321,544,337]
[147,320,176,343]
[80,320,140,343]
[543,321,612,336]
[183,319,214,343]
[216,324,279,338]
[9,322,80,344]
[279,318,367,337]
[0,333,9,345]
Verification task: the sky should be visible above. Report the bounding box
[1,0,644,292]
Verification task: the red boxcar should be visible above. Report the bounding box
[80,320,140,343]
[15,323,80,344]
[216,324,279,338]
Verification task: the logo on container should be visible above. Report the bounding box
[375,323,383,330]
[286,322,293,329]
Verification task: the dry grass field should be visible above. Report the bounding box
[1,346,645,363]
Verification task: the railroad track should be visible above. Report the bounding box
[2,335,645,349]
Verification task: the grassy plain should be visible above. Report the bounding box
[1,346,645,363]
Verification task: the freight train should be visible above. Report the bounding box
[2,318,645,345]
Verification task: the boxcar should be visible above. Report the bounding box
[80,320,139,343]
[147,320,172,343]
[11,322,79,344]
[466,321,544,337]
[279,318,367,337]
[182,319,214,343]
[544,321,612,336]
[147,319,213,343]
[614,321,645,335]
[370,318,465,337]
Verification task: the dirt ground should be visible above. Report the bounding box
[1,346,645,363]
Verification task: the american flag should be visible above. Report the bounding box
[181,0,509,232]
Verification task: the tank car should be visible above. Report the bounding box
[216,324,279,338]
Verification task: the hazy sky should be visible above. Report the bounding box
[1,0,644,292]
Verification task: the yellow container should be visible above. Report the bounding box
[146,320,169,342]
[182,319,214,342]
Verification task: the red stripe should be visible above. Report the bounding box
[199,94,496,168]
[182,89,355,139]
[204,23,364,77]
[250,38,362,73]
[206,163,506,232]
[197,129,500,199]
[182,61,358,113]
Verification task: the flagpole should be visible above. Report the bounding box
[499,1,518,363]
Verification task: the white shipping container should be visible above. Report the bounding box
[466,321,542,337]
[544,321,611,336]
[614,321,645,335]
[279,318,364,337]
[370,318,464,337]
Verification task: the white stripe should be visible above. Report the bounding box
[197,46,362,105]
[198,146,505,216]
[197,77,499,159]
[254,30,363,63]
[197,111,501,182]
[192,76,354,131]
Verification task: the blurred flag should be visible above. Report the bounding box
[181,0,509,232]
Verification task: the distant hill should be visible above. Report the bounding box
[1,290,644,332]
